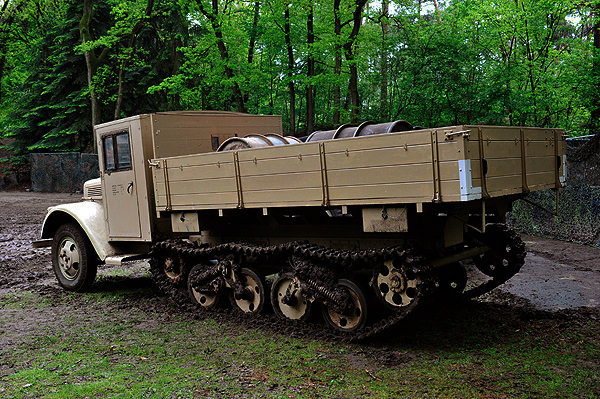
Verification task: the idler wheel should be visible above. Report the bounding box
[187,264,221,309]
[321,279,368,333]
[271,272,312,321]
[375,259,419,308]
[436,262,467,297]
[229,268,266,315]
[472,224,526,279]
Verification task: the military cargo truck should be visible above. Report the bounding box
[35,111,567,338]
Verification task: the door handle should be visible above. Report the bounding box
[127,181,133,194]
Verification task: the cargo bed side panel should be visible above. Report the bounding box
[152,125,565,213]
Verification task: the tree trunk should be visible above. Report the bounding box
[333,0,342,125]
[379,0,389,122]
[197,0,245,112]
[346,55,360,123]
[114,0,154,120]
[343,0,368,123]
[243,1,260,107]
[284,6,295,135]
[306,2,315,134]
[80,0,109,153]
[247,1,260,64]
[432,0,442,22]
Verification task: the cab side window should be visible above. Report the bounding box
[211,136,220,151]
[103,131,132,171]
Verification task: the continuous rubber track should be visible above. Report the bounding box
[149,224,526,341]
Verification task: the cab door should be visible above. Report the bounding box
[101,129,142,239]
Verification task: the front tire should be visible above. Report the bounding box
[51,223,98,292]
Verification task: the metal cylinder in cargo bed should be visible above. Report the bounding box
[218,134,301,151]
[265,134,302,146]
[306,120,414,142]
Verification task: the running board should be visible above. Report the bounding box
[32,239,53,248]
[104,254,147,266]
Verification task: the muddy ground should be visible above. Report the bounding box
[0,191,599,395]
[1,191,598,311]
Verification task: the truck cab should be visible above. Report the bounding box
[35,111,283,291]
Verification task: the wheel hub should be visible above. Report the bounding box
[321,279,368,332]
[390,274,406,291]
[57,238,80,280]
[272,273,311,321]
[376,259,418,307]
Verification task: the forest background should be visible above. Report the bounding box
[0,0,599,165]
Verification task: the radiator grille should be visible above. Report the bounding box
[83,183,103,199]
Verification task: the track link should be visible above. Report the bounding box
[149,224,525,341]
[464,223,527,299]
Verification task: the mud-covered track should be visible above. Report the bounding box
[149,225,526,341]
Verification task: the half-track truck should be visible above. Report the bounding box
[35,111,567,339]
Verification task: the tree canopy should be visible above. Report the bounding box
[0,0,598,156]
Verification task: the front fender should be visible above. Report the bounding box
[40,201,119,261]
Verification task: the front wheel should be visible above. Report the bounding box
[51,223,98,292]
[472,223,526,279]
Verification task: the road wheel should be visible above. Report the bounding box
[187,264,222,309]
[374,259,419,308]
[51,223,97,292]
[321,279,368,333]
[229,268,266,315]
[271,272,312,322]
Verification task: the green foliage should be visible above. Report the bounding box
[2,0,90,153]
[0,0,186,155]
[0,0,598,156]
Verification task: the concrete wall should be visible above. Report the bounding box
[30,153,99,193]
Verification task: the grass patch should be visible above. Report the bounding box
[0,290,52,310]
[0,286,598,398]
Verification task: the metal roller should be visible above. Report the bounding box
[306,120,415,143]
[264,134,302,145]
[332,124,357,139]
[217,134,274,151]
[218,133,301,151]
[305,129,337,142]
[357,120,413,136]
[219,120,417,150]
[284,136,303,144]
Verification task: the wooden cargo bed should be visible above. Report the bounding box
[151,125,567,212]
